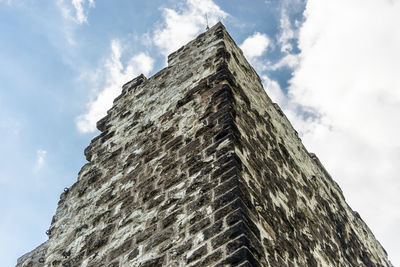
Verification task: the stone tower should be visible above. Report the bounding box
[18,23,392,266]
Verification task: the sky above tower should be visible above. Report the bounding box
[1,0,399,265]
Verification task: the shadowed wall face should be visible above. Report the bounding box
[18,23,392,267]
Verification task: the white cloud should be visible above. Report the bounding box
[34,149,47,171]
[153,0,228,57]
[273,0,303,70]
[56,0,95,45]
[269,53,299,70]
[262,75,285,107]
[72,0,94,24]
[57,0,95,24]
[278,9,295,53]
[286,0,400,263]
[76,40,154,133]
[240,32,270,61]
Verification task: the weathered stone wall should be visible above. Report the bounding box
[18,23,392,266]
[214,26,392,266]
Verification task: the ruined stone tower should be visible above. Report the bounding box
[18,23,392,266]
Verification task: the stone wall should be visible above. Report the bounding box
[18,22,392,266]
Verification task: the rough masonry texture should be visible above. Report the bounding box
[18,23,392,267]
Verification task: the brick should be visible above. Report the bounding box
[212,188,239,210]
[95,190,115,207]
[120,195,134,211]
[211,164,235,181]
[84,167,102,185]
[160,126,176,141]
[188,161,209,176]
[144,229,173,251]
[186,244,208,263]
[220,167,238,182]
[203,220,223,241]
[216,153,241,169]
[227,235,251,255]
[179,139,201,157]
[200,162,214,176]
[215,176,238,197]
[136,225,156,243]
[215,47,231,61]
[109,238,132,260]
[144,148,162,163]
[86,237,108,256]
[188,210,207,225]
[75,224,89,237]
[160,161,179,176]
[127,248,139,261]
[162,209,182,229]
[158,241,173,254]
[108,261,119,267]
[142,188,160,203]
[186,175,207,194]
[181,155,202,170]
[171,240,193,259]
[226,208,261,240]
[197,250,223,266]
[96,114,110,132]
[165,136,183,151]
[189,217,211,235]
[208,105,231,126]
[211,221,243,249]
[217,111,235,126]
[160,195,181,211]
[163,173,186,190]
[206,134,236,156]
[224,214,265,260]
[215,143,234,158]
[195,124,214,138]
[214,198,242,222]
[199,179,218,194]
[215,247,260,267]
[147,194,165,209]
[214,126,233,143]
[187,192,212,212]
[213,84,233,102]
[141,256,165,267]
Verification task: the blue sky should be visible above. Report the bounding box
[1,0,399,266]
